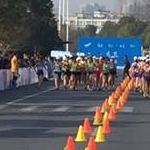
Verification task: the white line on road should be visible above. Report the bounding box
[6,87,55,105]
[119,106,134,113]
[0,105,8,110]
[52,106,70,112]
[86,106,97,112]
[0,88,54,110]
[0,87,56,112]
[8,102,98,107]
[20,106,39,112]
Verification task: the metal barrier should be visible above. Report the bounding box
[0,67,42,91]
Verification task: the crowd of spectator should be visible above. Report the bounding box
[0,51,53,73]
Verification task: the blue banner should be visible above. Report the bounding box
[78,37,141,66]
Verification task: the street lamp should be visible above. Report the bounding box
[58,0,62,33]
[58,0,69,51]
[66,0,69,51]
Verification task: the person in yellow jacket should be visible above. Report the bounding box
[10,52,19,88]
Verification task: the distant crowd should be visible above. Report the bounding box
[0,51,52,71]
[0,50,150,98]
[0,51,53,89]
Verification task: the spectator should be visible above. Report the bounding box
[2,53,10,69]
[123,55,131,79]
[10,51,19,88]
[0,51,3,69]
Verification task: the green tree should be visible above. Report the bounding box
[69,27,78,52]
[0,0,62,55]
[118,16,136,28]
[117,19,148,37]
[142,23,150,49]
[80,25,97,36]
[98,21,118,37]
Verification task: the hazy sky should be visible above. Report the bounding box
[52,0,115,13]
[52,0,143,14]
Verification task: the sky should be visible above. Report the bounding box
[52,0,115,14]
[52,0,143,14]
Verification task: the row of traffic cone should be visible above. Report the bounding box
[62,77,134,150]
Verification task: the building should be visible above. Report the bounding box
[68,11,120,31]
[79,3,106,14]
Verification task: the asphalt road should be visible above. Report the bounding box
[0,79,150,150]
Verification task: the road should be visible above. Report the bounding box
[0,80,150,150]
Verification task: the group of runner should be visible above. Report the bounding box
[9,50,150,97]
[130,55,150,98]
[52,55,117,91]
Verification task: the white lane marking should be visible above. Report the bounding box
[86,107,97,112]
[6,87,55,105]
[8,102,98,107]
[0,105,7,110]
[20,106,38,112]
[52,106,70,112]
[36,94,103,98]
[0,87,55,112]
[0,115,84,121]
[0,127,12,132]
[119,107,134,113]
[44,130,53,134]
[0,126,53,130]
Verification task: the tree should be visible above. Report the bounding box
[98,21,118,37]
[118,16,136,28]
[80,25,97,36]
[69,27,78,52]
[142,23,150,49]
[117,20,148,37]
[0,0,62,55]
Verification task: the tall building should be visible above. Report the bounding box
[79,3,106,14]
[114,0,127,14]
[68,11,120,31]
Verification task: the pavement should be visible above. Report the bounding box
[0,78,150,150]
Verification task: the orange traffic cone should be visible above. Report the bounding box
[63,147,67,150]
[102,111,109,124]
[83,147,89,150]
[102,119,111,134]
[83,117,92,133]
[104,98,110,111]
[64,136,76,150]
[116,99,122,110]
[94,126,106,143]
[115,86,121,98]
[101,103,106,113]
[93,107,102,125]
[87,136,97,150]
[109,106,116,120]
[111,92,116,103]
[75,125,86,142]
[120,82,125,91]
[108,95,113,106]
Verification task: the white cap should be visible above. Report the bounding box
[133,56,138,61]
[76,57,81,61]
[146,55,149,58]
[63,56,67,60]
[92,56,96,59]
[141,57,146,61]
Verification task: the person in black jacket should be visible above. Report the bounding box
[123,55,131,79]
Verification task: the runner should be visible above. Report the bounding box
[53,57,61,90]
[35,58,45,89]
